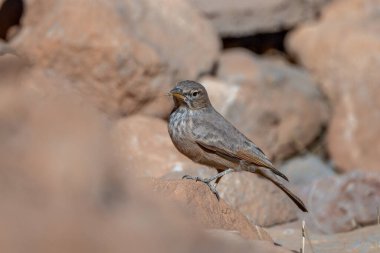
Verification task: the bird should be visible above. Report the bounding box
[167,80,308,212]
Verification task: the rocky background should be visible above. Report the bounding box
[0,0,379,252]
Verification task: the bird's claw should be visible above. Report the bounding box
[182,175,201,181]
[182,175,220,201]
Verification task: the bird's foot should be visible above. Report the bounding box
[182,174,220,200]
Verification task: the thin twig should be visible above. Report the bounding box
[377,206,380,250]
[301,220,305,253]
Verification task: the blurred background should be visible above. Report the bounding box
[0,0,379,252]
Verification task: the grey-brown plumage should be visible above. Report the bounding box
[168,80,308,212]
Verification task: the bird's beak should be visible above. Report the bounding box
[169,87,185,100]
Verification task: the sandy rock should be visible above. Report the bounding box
[266,221,302,251]
[303,171,380,234]
[287,0,380,172]
[0,67,290,253]
[208,230,293,253]
[207,229,271,244]
[217,48,260,84]
[0,42,28,82]
[197,77,240,116]
[239,241,293,253]
[187,0,331,36]
[0,47,89,108]
[200,49,329,161]
[112,115,210,178]
[148,178,273,241]
[217,172,299,227]
[13,0,219,117]
[269,222,380,253]
[321,0,380,22]
[18,0,54,27]
[279,154,335,195]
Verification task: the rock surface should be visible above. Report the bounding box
[112,115,210,178]
[0,42,28,81]
[287,0,380,172]
[0,66,293,253]
[147,178,273,241]
[208,230,293,253]
[279,154,335,194]
[269,222,380,253]
[13,0,220,117]
[187,0,331,36]
[217,172,299,227]
[3,0,380,251]
[303,171,380,234]
[200,49,329,160]
[217,48,260,84]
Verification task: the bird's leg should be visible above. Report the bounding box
[204,168,234,183]
[182,169,234,200]
[182,168,234,184]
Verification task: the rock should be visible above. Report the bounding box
[12,0,220,117]
[208,230,293,253]
[187,0,331,36]
[147,178,273,241]
[0,42,28,82]
[200,49,329,161]
[0,48,89,108]
[279,154,335,190]
[303,171,380,234]
[266,221,302,251]
[112,115,210,178]
[197,77,240,116]
[217,48,260,84]
[207,229,272,244]
[217,172,299,227]
[245,242,293,253]
[0,70,290,253]
[287,0,380,172]
[268,222,380,253]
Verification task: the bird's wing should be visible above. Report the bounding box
[193,111,288,181]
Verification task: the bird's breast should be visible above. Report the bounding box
[169,108,191,137]
[168,108,202,160]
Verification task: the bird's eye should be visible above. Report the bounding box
[192,91,199,97]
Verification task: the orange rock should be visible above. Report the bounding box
[201,49,329,160]
[0,71,286,253]
[304,171,380,234]
[187,0,331,36]
[269,222,380,253]
[217,172,299,227]
[287,0,380,172]
[112,115,212,178]
[13,0,219,117]
[147,178,273,241]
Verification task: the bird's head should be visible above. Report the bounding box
[169,80,211,110]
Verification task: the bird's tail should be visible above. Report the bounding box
[257,169,308,212]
